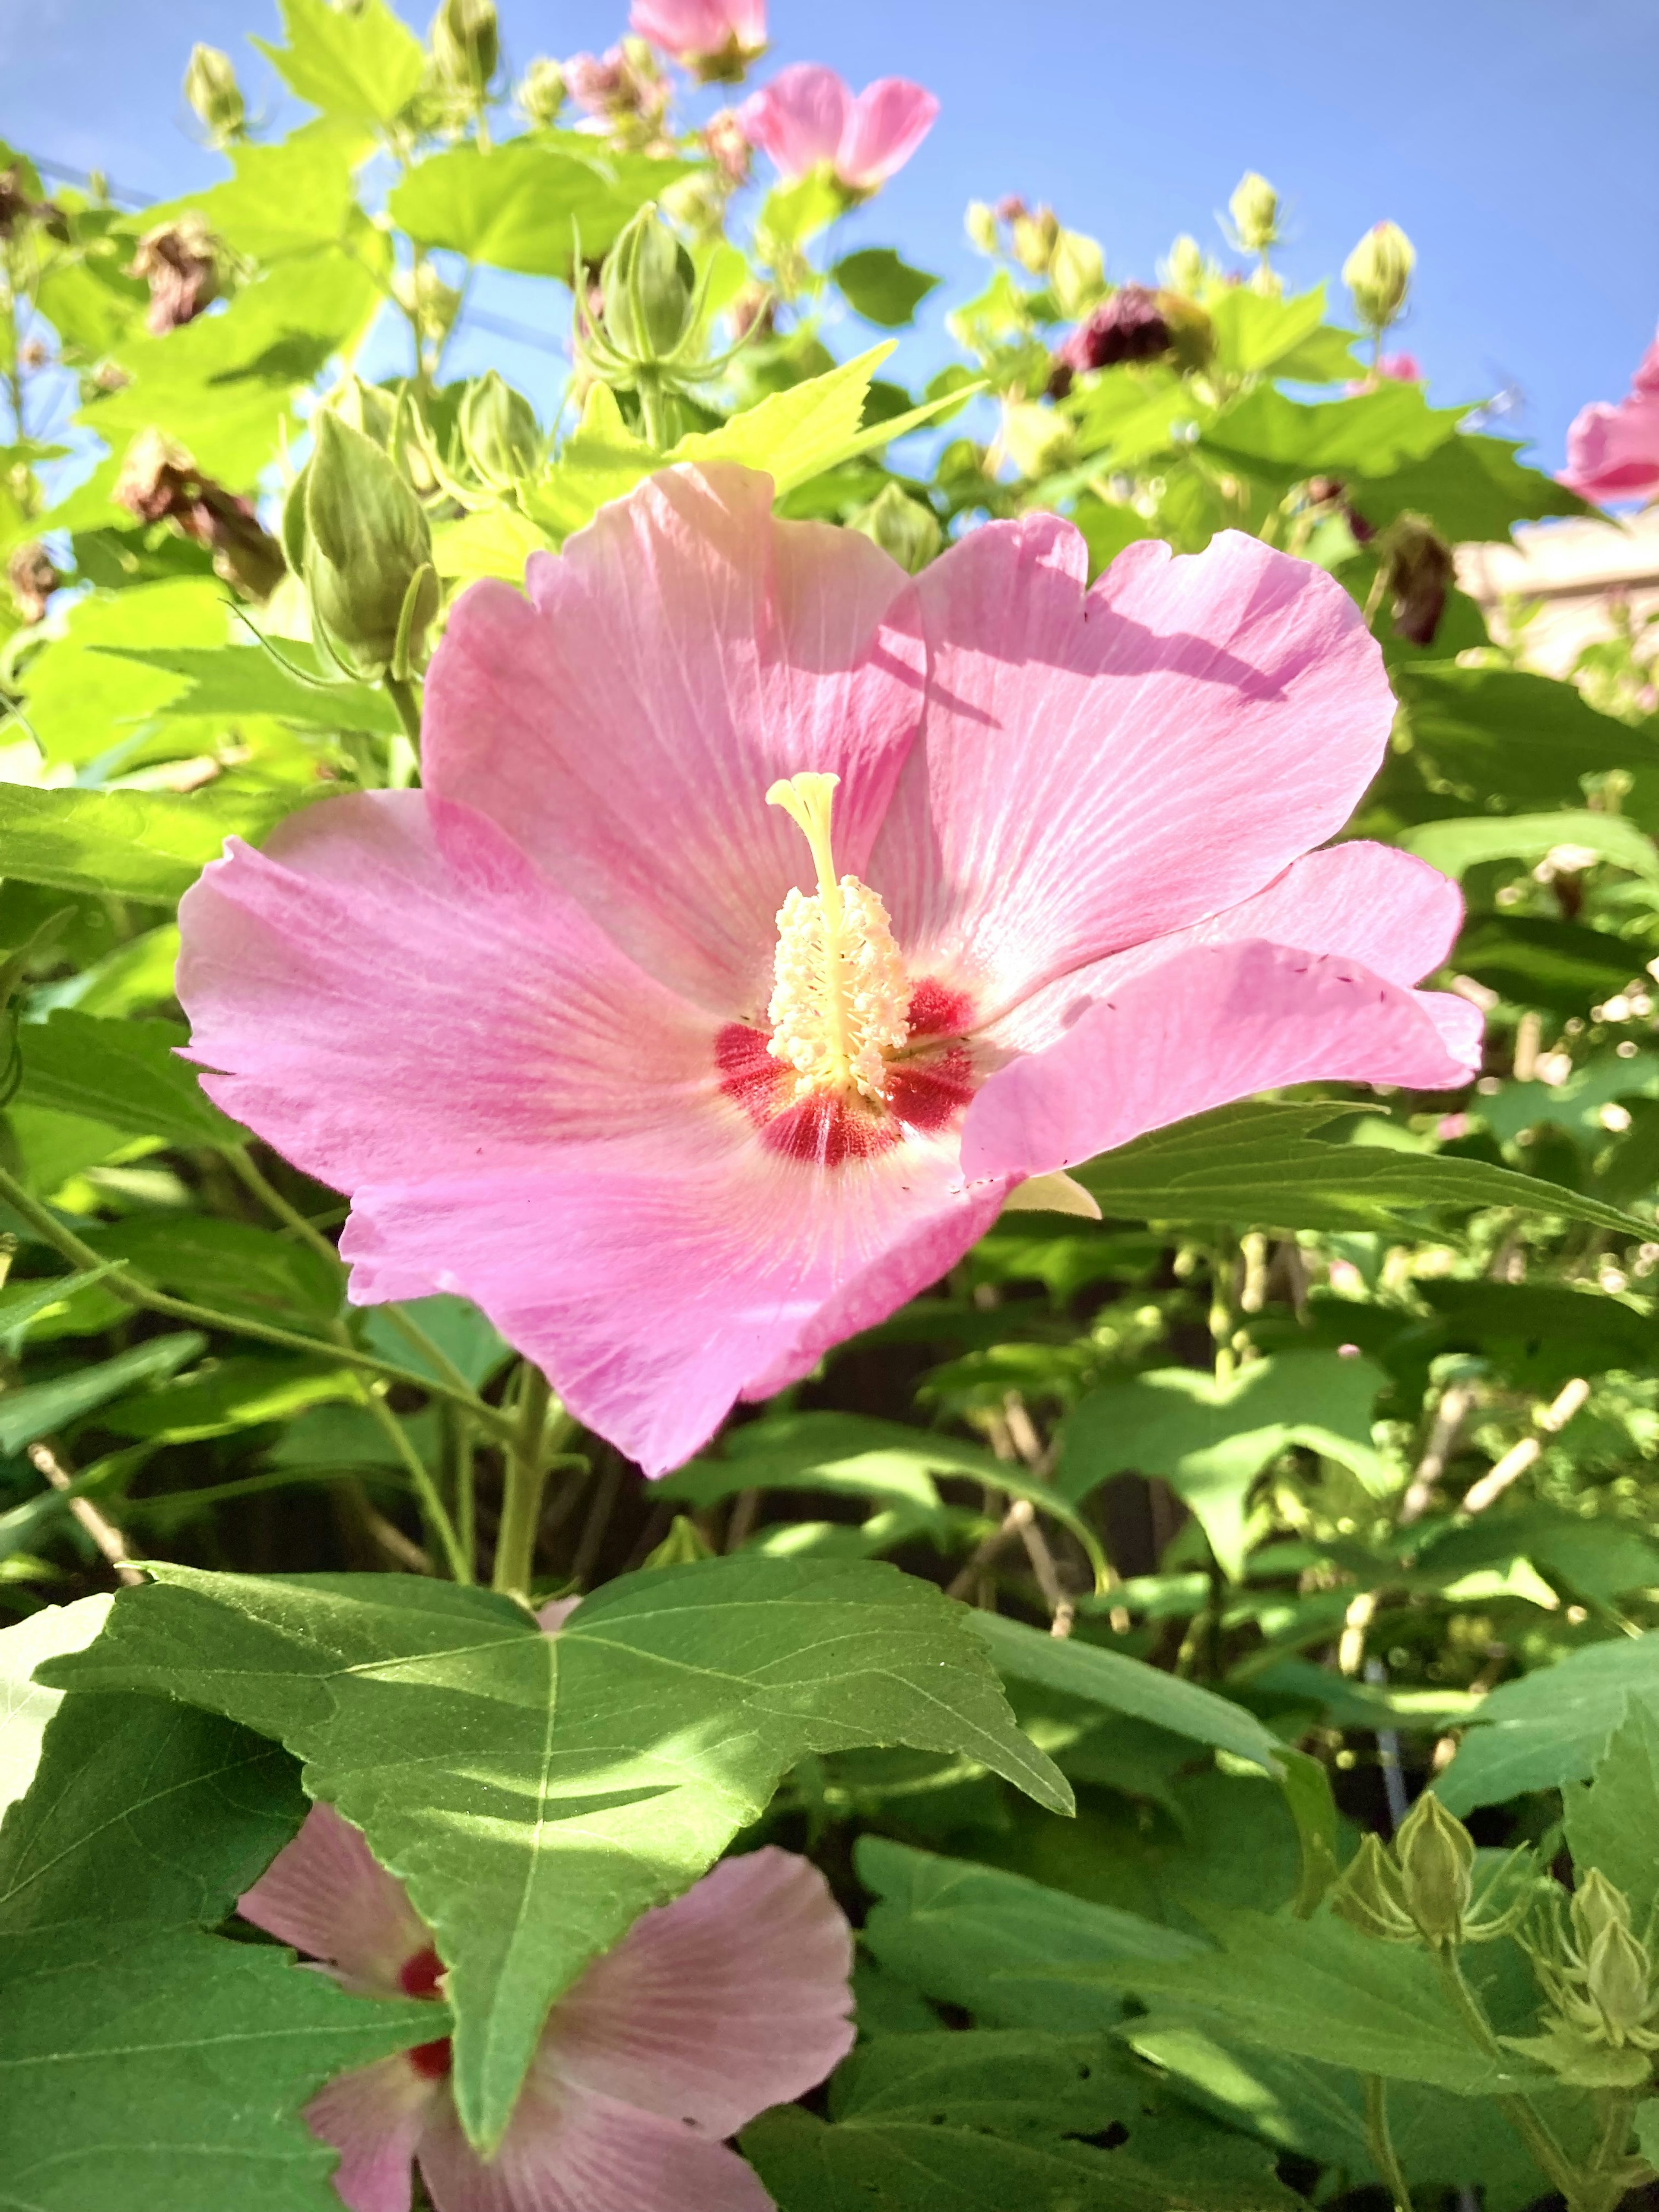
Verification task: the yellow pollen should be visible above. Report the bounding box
[765,772,909,1104]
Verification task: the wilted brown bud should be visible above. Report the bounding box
[130,214,222,336]
[1056,283,1172,375]
[0,165,36,240]
[702,108,751,185]
[728,283,773,343]
[19,338,48,371]
[1379,511,1454,646]
[6,542,61,624]
[114,429,286,601]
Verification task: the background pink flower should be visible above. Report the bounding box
[1560,328,1659,503]
[629,0,765,80]
[178,464,1477,1477]
[738,63,938,193]
[239,1804,854,2212]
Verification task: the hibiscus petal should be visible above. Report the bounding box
[738,63,851,180]
[542,1849,852,2136]
[991,841,1466,1054]
[871,519,1397,1021]
[417,2083,774,2212]
[836,79,939,189]
[178,789,720,1196]
[239,1802,431,1996]
[960,938,1478,1183]
[340,1131,994,1477]
[422,464,925,1012]
[305,2056,436,2212]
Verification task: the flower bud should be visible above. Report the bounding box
[1571,1869,1634,1957]
[325,374,402,449]
[1049,229,1106,320]
[1330,1833,1417,1943]
[1000,398,1074,482]
[1344,220,1415,333]
[1010,204,1060,275]
[392,262,461,345]
[431,0,498,95]
[642,1513,717,1569]
[1162,234,1206,296]
[184,43,245,147]
[129,213,222,336]
[515,57,566,126]
[702,108,751,185]
[601,203,697,363]
[1394,1792,1473,1949]
[964,200,999,256]
[292,411,439,682]
[0,166,34,242]
[1229,170,1280,253]
[849,483,942,575]
[1586,1919,1656,2043]
[458,371,542,490]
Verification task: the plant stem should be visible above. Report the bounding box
[344,1363,470,1583]
[222,1145,344,1267]
[492,1363,555,1599]
[1208,1240,1236,1384]
[384,674,423,750]
[0,1162,515,1440]
[1362,2075,1413,2212]
[1434,1951,1580,2201]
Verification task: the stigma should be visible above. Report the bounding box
[766,772,909,1105]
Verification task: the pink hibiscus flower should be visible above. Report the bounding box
[630,0,765,79]
[738,63,938,194]
[1560,327,1659,504]
[239,1802,854,2212]
[177,463,1478,1475]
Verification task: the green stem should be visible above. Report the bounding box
[0,1163,515,1440]
[1434,1951,1580,2201]
[383,674,423,750]
[344,1361,470,1583]
[1362,2075,1413,2212]
[492,1363,555,1599]
[1580,2090,1638,2212]
[635,375,672,451]
[222,1145,344,1267]
[1209,1240,1236,1384]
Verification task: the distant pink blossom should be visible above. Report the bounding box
[1560,327,1659,504]
[738,64,937,193]
[239,1803,853,2212]
[178,464,1478,1475]
[1379,352,1421,382]
[630,0,765,79]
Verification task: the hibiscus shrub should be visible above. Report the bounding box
[3,6,1659,2210]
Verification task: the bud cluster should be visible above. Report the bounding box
[1506,1871,1659,2088]
[1331,1793,1527,1952]
[964,196,1106,319]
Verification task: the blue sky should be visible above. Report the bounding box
[5,0,1657,466]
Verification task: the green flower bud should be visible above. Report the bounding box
[1344,220,1415,333]
[601,204,697,364]
[642,1514,716,1570]
[849,483,942,575]
[392,263,462,345]
[325,374,401,449]
[1011,205,1060,275]
[1330,1833,1418,1943]
[964,200,999,256]
[1395,1793,1473,1949]
[431,0,498,95]
[516,57,566,127]
[297,411,439,683]
[1229,170,1280,253]
[1049,229,1106,320]
[1162,233,1207,297]
[1586,1920,1655,2043]
[184,44,245,147]
[458,371,542,491]
[1000,398,1074,482]
[1572,1870,1635,1958]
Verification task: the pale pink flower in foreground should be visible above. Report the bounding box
[238,1803,853,2212]
[738,63,937,193]
[630,0,765,81]
[1560,327,1659,504]
[178,463,1479,1474]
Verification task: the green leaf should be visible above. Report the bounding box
[757,171,845,248]
[0,1265,125,1343]
[20,576,235,769]
[1402,807,1659,883]
[1637,2099,1659,2167]
[431,502,555,584]
[1207,285,1336,378]
[131,129,362,262]
[965,1610,1286,1775]
[80,1215,341,1327]
[0,1596,111,1821]
[19,1011,246,1150]
[389,137,695,274]
[1454,914,1640,1018]
[1563,1694,1659,1929]
[1438,1634,1659,1813]
[88,643,401,736]
[744,2029,1300,2211]
[1059,1351,1391,1577]
[0,780,302,904]
[1350,431,1590,544]
[0,1332,206,1456]
[1398,664,1659,808]
[359,1294,510,1390]
[831,248,941,329]
[1070,1902,1549,2094]
[102,1354,359,1443]
[856,1836,1199,2031]
[1199,383,1461,489]
[44,1557,1069,2152]
[254,0,427,126]
[1077,1099,1652,1238]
